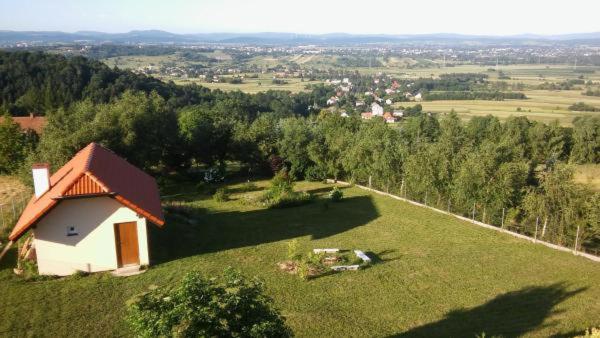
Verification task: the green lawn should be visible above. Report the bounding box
[1,180,599,337]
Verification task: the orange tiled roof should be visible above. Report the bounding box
[0,114,47,134]
[9,143,164,241]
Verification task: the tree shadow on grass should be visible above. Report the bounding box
[150,195,380,264]
[390,283,586,338]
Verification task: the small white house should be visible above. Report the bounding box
[371,102,384,116]
[9,143,165,276]
[415,92,423,101]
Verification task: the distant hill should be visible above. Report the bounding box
[1,30,600,46]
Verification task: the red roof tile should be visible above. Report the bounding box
[9,143,164,241]
[0,114,47,134]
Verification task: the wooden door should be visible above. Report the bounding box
[114,222,140,267]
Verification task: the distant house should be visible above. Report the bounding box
[0,113,47,134]
[404,92,413,99]
[9,143,165,276]
[361,112,373,120]
[383,112,396,123]
[385,88,394,95]
[355,101,365,107]
[385,98,393,105]
[340,111,349,118]
[327,96,339,106]
[371,102,384,116]
[414,93,423,101]
[393,110,404,117]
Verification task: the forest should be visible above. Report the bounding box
[1,51,599,254]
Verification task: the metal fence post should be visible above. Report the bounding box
[501,208,505,229]
[472,203,476,222]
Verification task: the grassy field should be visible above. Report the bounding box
[0,176,28,238]
[415,89,600,126]
[172,74,320,94]
[574,164,600,192]
[1,179,599,337]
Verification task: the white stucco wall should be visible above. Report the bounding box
[33,196,150,276]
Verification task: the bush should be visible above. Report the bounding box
[304,166,326,182]
[213,188,229,202]
[329,187,343,202]
[259,170,313,208]
[127,268,292,338]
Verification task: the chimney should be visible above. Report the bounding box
[32,163,50,198]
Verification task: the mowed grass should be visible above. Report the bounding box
[1,180,599,337]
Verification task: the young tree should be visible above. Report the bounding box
[0,115,32,173]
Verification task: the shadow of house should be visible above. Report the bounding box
[391,283,586,338]
[150,195,380,264]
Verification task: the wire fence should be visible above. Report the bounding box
[335,176,600,262]
[0,190,30,243]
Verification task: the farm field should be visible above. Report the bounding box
[172,74,320,94]
[416,89,600,126]
[574,164,600,192]
[1,179,599,337]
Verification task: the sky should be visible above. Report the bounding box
[1,0,599,36]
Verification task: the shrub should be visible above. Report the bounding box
[304,166,326,182]
[329,187,343,202]
[127,268,292,338]
[261,171,313,208]
[213,188,229,202]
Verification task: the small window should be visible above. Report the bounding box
[67,226,78,236]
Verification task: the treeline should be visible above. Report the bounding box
[424,91,527,101]
[569,102,600,112]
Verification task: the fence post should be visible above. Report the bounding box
[447,199,451,213]
[368,175,372,189]
[501,208,505,229]
[424,191,428,206]
[400,179,404,198]
[534,217,539,243]
[472,203,476,223]
[574,226,580,254]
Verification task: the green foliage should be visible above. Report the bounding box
[571,116,600,164]
[569,102,600,112]
[286,239,300,261]
[213,188,229,202]
[126,268,292,338]
[261,171,312,208]
[329,187,343,202]
[0,115,34,173]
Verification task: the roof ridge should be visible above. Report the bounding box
[83,142,98,171]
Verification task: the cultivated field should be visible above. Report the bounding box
[1,180,598,337]
[172,74,319,94]
[574,164,600,192]
[0,176,28,239]
[415,90,599,126]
